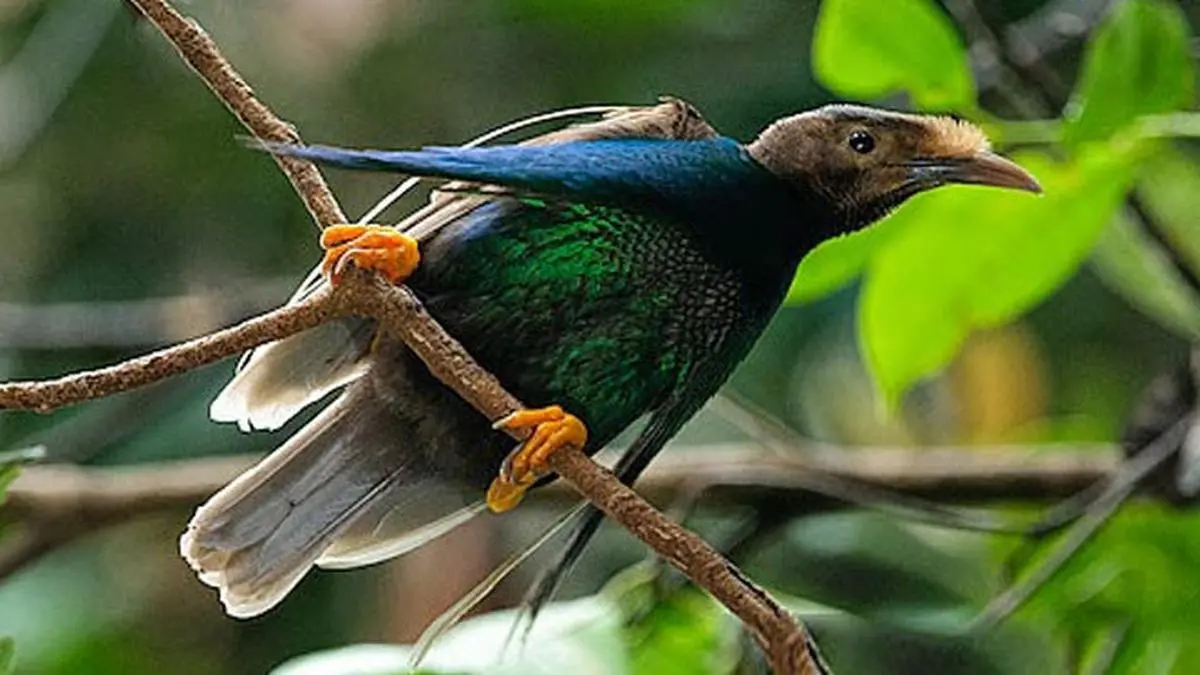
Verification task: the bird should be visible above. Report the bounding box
[180,99,1042,619]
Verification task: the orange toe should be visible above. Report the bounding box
[320,224,370,248]
[486,475,534,513]
[319,224,420,286]
[485,405,588,513]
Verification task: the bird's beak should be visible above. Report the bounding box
[908,152,1043,194]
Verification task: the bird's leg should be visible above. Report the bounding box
[320,224,420,285]
[486,405,588,513]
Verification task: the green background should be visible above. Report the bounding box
[2,0,1200,673]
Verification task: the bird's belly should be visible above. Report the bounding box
[423,286,679,449]
[409,198,744,451]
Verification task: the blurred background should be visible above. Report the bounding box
[0,0,1198,673]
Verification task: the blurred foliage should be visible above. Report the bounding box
[0,638,13,675]
[0,462,22,504]
[812,0,976,112]
[1091,149,1200,338]
[0,0,1198,674]
[1062,0,1194,147]
[0,453,20,675]
[1023,505,1200,673]
[274,591,630,675]
[859,145,1139,405]
[794,0,1196,405]
[272,565,766,675]
[275,556,1061,675]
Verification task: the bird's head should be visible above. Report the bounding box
[747,104,1041,232]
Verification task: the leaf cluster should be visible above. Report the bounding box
[797,0,1197,406]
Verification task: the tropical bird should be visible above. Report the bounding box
[181,99,1041,619]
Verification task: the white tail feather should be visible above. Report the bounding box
[317,502,487,569]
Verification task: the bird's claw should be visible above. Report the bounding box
[486,405,588,513]
[320,224,420,286]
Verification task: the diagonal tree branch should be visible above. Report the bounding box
[131,0,346,229]
[0,1,826,672]
[0,286,338,412]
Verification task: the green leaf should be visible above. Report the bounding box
[0,446,43,507]
[272,597,630,675]
[1106,629,1183,675]
[860,143,1141,405]
[787,225,883,305]
[812,0,975,111]
[627,591,738,675]
[1019,505,1200,671]
[601,563,741,675]
[1063,0,1195,146]
[1091,212,1200,340]
[0,638,12,675]
[1129,148,1200,281]
[0,467,19,508]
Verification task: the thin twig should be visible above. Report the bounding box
[972,415,1192,630]
[4,455,256,524]
[0,527,61,580]
[129,0,346,229]
[0,278,293,349]
[0,287,341,413]
[4,444,1120,525]
[551,448,816,674]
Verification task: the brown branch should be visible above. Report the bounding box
[3,443,1122,523]
[2,441,1122,670]
[0,528,61,580]
[129,0,346,229]
[1,443,1120,590]
[0,278,294,349]
[551,448,816,673]
[15,1,823,672]
[0,455,257,579]
[777,443,1118,502]
[0,276,513,416]
[5,456,256,524]
[0,287,341,413]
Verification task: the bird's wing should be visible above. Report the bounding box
[208,191,491,432]
[265,137,760,215]
[211,101,718,432]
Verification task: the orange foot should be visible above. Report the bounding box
[486,405,588,513]
[320,224,420,285]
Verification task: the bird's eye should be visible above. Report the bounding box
[848,130,875,154]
